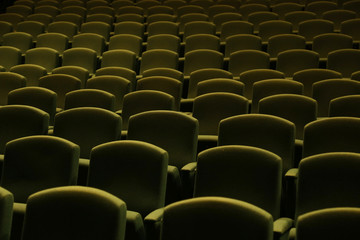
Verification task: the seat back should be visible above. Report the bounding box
[88,140,168,217]
[127,110,198,169]
[194,145,282,219]
[53,107,122,159]
[162,197,273,240]
[21,186,127,240]
[218,114,295,173]
[1,136,80,203]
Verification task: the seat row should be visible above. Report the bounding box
[8,0,360,20]
[1,43,360,81]
[1,8,359,41]
[2,107,360,239]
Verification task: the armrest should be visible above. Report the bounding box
[13,202,26,215]
[126,211,146,240]
[273,217,293,235]
[288,227,296,240]
[283,168,299,218]
[12,203,27,240]
[144,208,164,223]
[180,162,197,199]
[144,208,164,240]
[181,162,197,172]
[285,168,299,179]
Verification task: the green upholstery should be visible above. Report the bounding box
[21,186,127,240]
[322,9,357,32]
[147,34,181,55]
[312,79,360,117]
[296,207,360,240]
[239,69,285,100]
[187,68,233,98]
[0,105,49,155]
[139,49,179,75]
[147,21,179,37]
[312,33,353,60]
[340,19,360,46]
[113,21,145,38]
[1,135,79,240]
[58,6,86,20]
[72,33,106,57]
[218,114,295,173]
[224,34,262,59]
[0,46,22,71]
[26,13,53,31]
[101,49,137,71]
[183,49,223,77]
[10,64,47,87]
[88,140,168,240]
[195,145,282,216]
[303,117,360,158]
[128,110,198,170]
[247,11,279,34]
[86,75,132,111]
[276,49,319,78]
[284,11,316,33]
[196,78,245,96]
[47,21,78,42]
[53,107,122,159]
[194,145,293,238]
[259,94,317,140]
[53,107,121,184]
[292,68,342,97]
[24,47,60,73]
[329,95,360,117]
[88,140,167,217]
[35,32,68,55]
[351,70,360,81]
[161,197,273,240]
[296,152,360,219]
[7,87,57,126]
[184,34,220,54]
[220,21,254,42]
[228,50,270,77]
[39,73,82,111]
[1,135,80,203]
[258,20,293,45]
[305,1,337,18]
[212,12,242,33]
[0,72,26,106]
[193,92,249,135]
[238,3,269,20]
[142,68,184,83]
[2,32,33,54]
[52,66,89,88]
[81,21,111,42]
[327,49,360,78]
[136,76,183,111]
[208,5,237,20]
[108,34,143,58]
[179,13,209,34]
[0,13,24,29]
[16,20,45,41]
[251,79,304,113]
[121,90,176,130]
[267,34,306,60]
[95,67,136,91]
[64,89,116,111]
[271,3,303,20]
[62,47,98,75]
[127,110,198,203]
[0,187,13,240]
